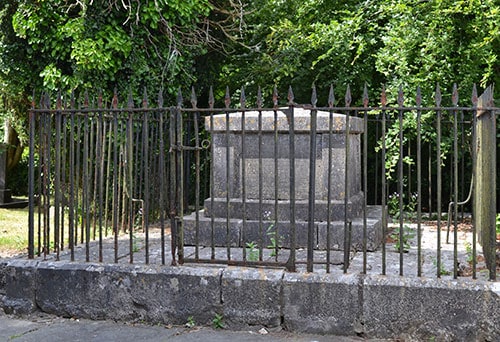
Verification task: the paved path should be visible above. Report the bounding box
[0,311,389,342]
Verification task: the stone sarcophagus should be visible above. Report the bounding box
[183,108,383,250]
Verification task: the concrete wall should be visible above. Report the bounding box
[1,259,499,340]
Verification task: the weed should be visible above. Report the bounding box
[388,192,418,220]
[131,233,140,253]
[212,314,224,329]
[266,222,283,257]
[431,257,451,276]
[464,242,474,264]
[185,316,196,328]
[390,225,415,252]
[245,241,259,261]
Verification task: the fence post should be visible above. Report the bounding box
[474,85,496,280]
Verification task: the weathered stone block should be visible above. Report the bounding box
[1,260,37,314]
[221,267,283,328]
[282,271,360,335]
[35,263,222,325]
[362,276,500,341]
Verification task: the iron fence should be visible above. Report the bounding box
[27,85,499,280]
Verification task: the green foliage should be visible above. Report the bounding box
[266,222,283,257]
[245,241,259,261]
[431,256,451,276]
[223,0,499,104]
[185,315,196,328]
[390,225,415,252]
[212,313,224,329]
[496,214,500,235]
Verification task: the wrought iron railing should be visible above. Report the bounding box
[27,85,498,280]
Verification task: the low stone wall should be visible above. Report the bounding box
[1,259,498,340]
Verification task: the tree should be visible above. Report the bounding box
[0,0,244,177]
[221,0,499,105]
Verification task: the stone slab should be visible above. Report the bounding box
[221,267,284,328]
[203,192,364,221]
[282,271,361,335]
[0,259,499,340]
[183,205,383,251]
[362,276,500,341]
[206,109,364,133]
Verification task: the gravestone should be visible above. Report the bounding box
[0,144,12,204]
[183,108,383,250]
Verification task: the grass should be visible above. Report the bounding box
[0,207,29,257]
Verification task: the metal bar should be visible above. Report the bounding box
[241,107,247,262]
[176,106,184,264]
[225,106,231,260]
[343,87,351,274]
[273,106,279,262]
[286,90,296,272]
[28,102,35,259]
[436,86,442,278]
[398,105,404,276]
[143,109,150,264]
[307,107,317,273]
[69,110,75,261]
[159,106,166,265]
[194,110,201,261]
[112,111,119,263]
[453,106,459,279]
[258,104,263,261]
[169,107,178,265]
[416,89,422,277]
[381,88,387,275]
[54,109,61,260]
[83,110,90,261]
[362,105,368,274]
[127,110,134,263]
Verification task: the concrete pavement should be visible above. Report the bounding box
[0,311,386,342]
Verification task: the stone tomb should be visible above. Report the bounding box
[183,108,383,251]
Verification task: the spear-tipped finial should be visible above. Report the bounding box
[158,89,164,108]
[98,89,103,109]
[311,84,317,107]
[471,84,478,107]
[362,83,369,108]
[345,85,352,107]
[127,89,134,108]
[190,86,197,109]
[240,86,246,109]
[381,85,387,107]
[84,90,89,108]
[208,86,214,109]
[257,86,263,109]
[273,86,279,108]
[177,87,183,107]
[451,83,458,106]
[112,87,118,109]
[56,90,62,110]
[416,86,422,107]
[328,85,335,108]
[224,86,231,109]
[142,87,148,108]
[287,86,294,105]
[435,83,442,107]
[397,85,404,107]
[70,90,75,109]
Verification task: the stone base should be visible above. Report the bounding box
[183,205,384,251]
[0,189,12,204]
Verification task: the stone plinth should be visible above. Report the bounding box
[184,108,382,250]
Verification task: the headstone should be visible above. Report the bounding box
[183,108,383,250]
[0,144,11,204]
